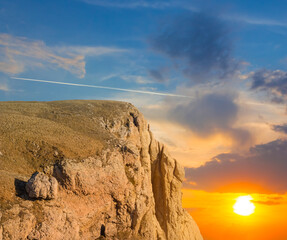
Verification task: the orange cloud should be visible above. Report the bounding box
[185,139,287,193]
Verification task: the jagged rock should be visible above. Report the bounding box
[0,101,202,240]
[1,205,36,240]
[25,172,58,199]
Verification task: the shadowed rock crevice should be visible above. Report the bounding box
[130,112,140,129]
[100,224,106,237]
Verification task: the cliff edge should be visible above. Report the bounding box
[0,100,202,240]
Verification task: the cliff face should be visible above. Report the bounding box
[0,100,202,240]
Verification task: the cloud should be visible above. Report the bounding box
[120,75,154,84]
[272,124,287,134]
[170,93,237,135]
[168,92,251,145]
[55,46,126,57]
[251,195,284,206]
[81,0,194,9]
[150,12,240,83]
[81,0,287,28]
[0,34,125,78]
[250,69,287,103]
[0,83,9,91]
[251,200,281,206]
[83,0,287,30]
[223,14,287,27]
[185,139,287,194]
[148,69,166,82]
[0,34,85,77]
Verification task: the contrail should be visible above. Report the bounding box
[10,77,193,98]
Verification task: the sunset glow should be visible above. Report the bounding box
[183,189,287,240]
[233,196,255,216]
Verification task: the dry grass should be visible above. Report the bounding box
[0,100,134,207]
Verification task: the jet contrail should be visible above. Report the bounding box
[10,77,193,98]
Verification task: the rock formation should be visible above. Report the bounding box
[0,100,202,240]
[25,172,58,199]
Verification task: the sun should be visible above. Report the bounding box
[233,195,255,216]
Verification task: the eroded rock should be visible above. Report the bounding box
[26,172,58,199]
[1,205,36,240]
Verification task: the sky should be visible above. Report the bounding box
[1,0,287,239]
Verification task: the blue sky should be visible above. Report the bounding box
[1,0,287,193]
[1,0,287,102]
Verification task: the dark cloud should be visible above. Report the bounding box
[251,69,287,103]
[170,93,237,135]
[272,124,287,134]
[150,12,239,83]
[185,139,287,194]
[271,96,285,104]
[148,69,166,82]
[168,92,251,144]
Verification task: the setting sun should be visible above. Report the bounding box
[233,195,255,216]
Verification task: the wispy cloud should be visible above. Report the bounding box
[82,0,287,27]
[0,83,9,91]
[81,0,194,10]
[121,75,154,84]
[99,73,157,84]
[223,14,287,27]
[0,34,126,78]
[251,199,282,206]
[54,46,126,57]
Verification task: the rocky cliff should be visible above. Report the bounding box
[0,100,202,240]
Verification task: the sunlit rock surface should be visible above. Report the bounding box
[26,172,58,199]
[0,100,202,240]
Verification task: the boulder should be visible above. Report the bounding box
[25,172,58,199]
